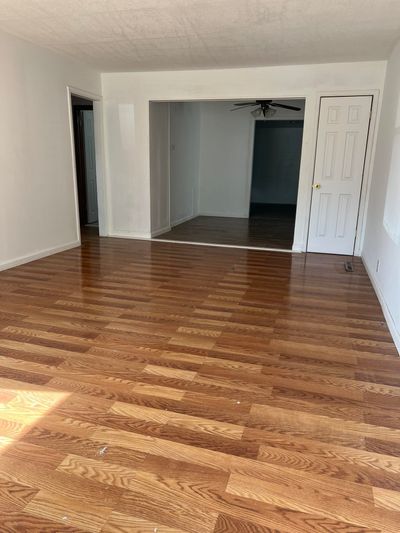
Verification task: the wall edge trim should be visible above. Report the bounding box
[151,226,171,237]
[0,241,80,272]
[198,211,248,218]
[108,231,152,240]
[362,256,400,355]
[171,214,197,227]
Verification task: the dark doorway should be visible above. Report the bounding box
[250,120,304,248]
[71,95,99,233]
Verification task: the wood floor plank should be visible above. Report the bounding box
[0,511,87,533]
[102,511,189,532]
[0,231,398,531]
[226,473,398,531]
[24,489,112,532]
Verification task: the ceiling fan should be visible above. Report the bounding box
[231,99,301,117]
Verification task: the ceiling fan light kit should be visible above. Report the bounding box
[231,99,301,117]
[251,108,262,118]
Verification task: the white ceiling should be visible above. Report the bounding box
[0,0,399,72]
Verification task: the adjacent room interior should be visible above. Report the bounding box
[1,1,400,531]
[70,94,99,235]
[153,99,305,250]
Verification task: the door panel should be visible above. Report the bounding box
[82,110,98,224]
[316,193,331,237]
[307,96,372,255]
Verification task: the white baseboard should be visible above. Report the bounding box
[198,211,248,219]
[362,257,400,354]
[108,231,152,240]
[292,241,304,253]
[171,214,197,227]
[0,241,80,272]
[153,238,298,253]
[151,226,171,238]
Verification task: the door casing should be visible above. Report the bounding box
[304,90,381,256]
[306,95,373,255]
[67,86,108,241]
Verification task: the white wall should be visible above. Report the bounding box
[0,29,101,270]
[197,101,254,218]
[149,102,170,234]
[102,61,385,251]
[362,41,400,352]
[170,102,200,226]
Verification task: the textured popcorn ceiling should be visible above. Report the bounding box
[0,0,399,71]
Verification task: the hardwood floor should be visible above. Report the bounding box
[155,206,296,249]
[0,231,399,532]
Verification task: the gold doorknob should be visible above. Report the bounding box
[313,183,321,190]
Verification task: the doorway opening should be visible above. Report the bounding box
[150,98,305,250]
[249,120,304,250]
[71,94,99,235]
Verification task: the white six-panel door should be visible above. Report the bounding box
[307,96,372,255]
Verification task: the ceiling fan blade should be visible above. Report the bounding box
[233,102,258,106]
[270,103,301,111]
[230,104,259,111]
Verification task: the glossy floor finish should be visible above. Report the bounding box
[0,232,399,532]
[155,207,296,250]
